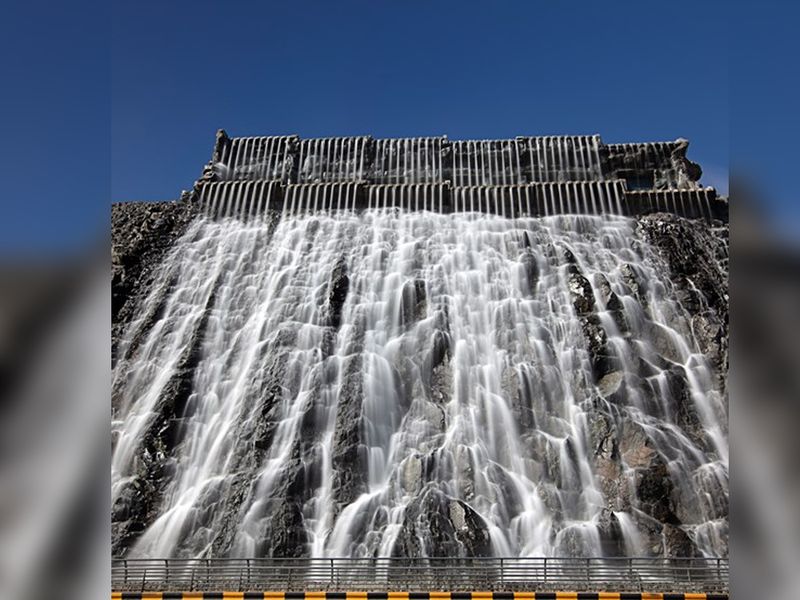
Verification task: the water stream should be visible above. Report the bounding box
[112,207,727,560]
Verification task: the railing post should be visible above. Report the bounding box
[543,557,547,587]
[499,557,504,587]
[330,558,334,589]
[165,559,169,590]
[628,557,633,589]
[585,558,590,590]
[637,558,643,592]
[247,558,252,589]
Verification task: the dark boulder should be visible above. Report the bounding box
[392,486,492,557]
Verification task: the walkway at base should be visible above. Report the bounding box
[111,592,729,599]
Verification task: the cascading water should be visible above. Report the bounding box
[112,198,727,560]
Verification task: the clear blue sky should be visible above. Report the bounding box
[111,0,730,204]
[731,2,799,236]
[0,2,109,253]
[5,1,799,252]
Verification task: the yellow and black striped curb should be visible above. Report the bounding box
[111,592,729,599]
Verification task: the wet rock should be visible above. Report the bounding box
[502,364,534,431]
[232,496,308,558]
[454,445,476,501]
[594,273,614,305]
[567,265,595,316]
[635,460,677,524]
[401,278,427,325]
[597,371,625,400]
[620,420,657,469]
[519,250,539,296]
[261,501,309,557]
[663,365,706,449]
[588,407,617,460]
[594,274,629,333]
[535,482,563,522]
[429,352,452,405]
[630,510,698,557]
[595,509,627,556]
[401,455,423,494]
[326,259,350,329]
[331,353,368,512]
[112,199,199,367]
[413,397,447,432]
[111,477,159,556]
[430,329,450,372]
[644,322,683,365]
[581,314,619,380]
[617,418,694,532]
[555,524,597,558]
[692,467,729,521]
[562,247,578,265]
[586,407,630,512]
[596,456,627,511]
[252,353,295,451]
[619,263,647,305]
[392,487,491,557]
[636,214,728,393]
[111,280,218,555]
[662,523,698,557]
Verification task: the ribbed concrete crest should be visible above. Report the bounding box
[191,132,726,222]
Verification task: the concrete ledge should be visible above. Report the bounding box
[204,132,699,192]
[195,181,726,223]
[111,592,729,599]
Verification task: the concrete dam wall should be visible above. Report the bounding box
[191,132,727,222]
[111,131,728,597]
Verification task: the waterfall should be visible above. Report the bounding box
[112,206,727,560]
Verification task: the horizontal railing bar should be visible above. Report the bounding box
[111,556,729,593]
[113,556,726,562]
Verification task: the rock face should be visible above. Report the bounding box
[111,199,200,554]
[582,213,729,558]
[637,214,729,395]
[111,200,728,560]
[392,487,492,557]
[112,199,198,367]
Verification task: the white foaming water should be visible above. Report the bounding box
[112,210,727,559]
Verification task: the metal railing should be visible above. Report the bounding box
[112,557,728,593]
